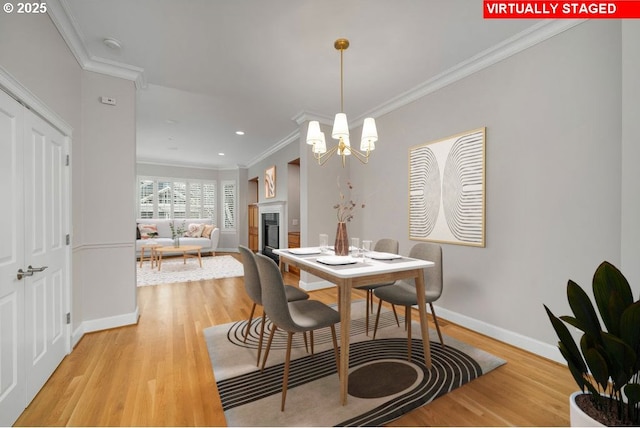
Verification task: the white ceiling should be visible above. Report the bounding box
[60,0,541,169]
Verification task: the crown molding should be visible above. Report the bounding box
[0,65,74,136]
[246,129,301,168]
[44,2,586,168]
[356,19,586,122]
[47,0,147,89]
[292,110,333,126]
[135,158,241,170]
[290,21,586,136]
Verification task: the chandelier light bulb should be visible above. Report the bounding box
[307,38,379,167]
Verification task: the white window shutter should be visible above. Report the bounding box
[222,181,236,231]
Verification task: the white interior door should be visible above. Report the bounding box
[0,88,26,428]
[0,89,70,426]
[23,109,69,401]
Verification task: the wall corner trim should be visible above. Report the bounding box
[47,0,147,89]
[0,65,74,136]
[77,306,140,340]
[360,19,587,123]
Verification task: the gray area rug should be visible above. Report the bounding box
[137,255,244,286]
[204,300,506,426]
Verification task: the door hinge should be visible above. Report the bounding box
[66,313,71,324]
[65,154,70,166]
[66,234,70,245]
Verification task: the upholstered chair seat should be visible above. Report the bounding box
[238,245,309,367]
[373,242,445,361]
[255,253,340,411]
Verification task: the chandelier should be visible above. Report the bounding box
[306,38,378,167]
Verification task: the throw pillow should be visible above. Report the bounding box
[185,223,205,237]
[202,224,214,239]
[136,223,141,240]
[138,224,158,239]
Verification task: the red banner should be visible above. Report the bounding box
[484,1,640,18]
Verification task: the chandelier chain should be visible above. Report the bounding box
[340,47,344,113]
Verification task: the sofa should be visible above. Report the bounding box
[136,218,220,256]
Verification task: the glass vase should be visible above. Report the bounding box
[173,237,180,247]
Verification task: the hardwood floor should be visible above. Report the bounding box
[15,253,575,426]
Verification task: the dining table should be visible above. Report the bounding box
[273,247,435,405]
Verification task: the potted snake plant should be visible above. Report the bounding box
[544,261,640,426]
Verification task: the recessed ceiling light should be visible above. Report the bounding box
[235,131,245,136]
[103,38,122,50]
[218,153,225,156]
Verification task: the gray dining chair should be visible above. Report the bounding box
[255,253,340,412]
[238,245,309,367]
[372,242,444,361]
[354,238,400,335]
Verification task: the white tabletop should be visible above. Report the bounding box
[274,247,434,279]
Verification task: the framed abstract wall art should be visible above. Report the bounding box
[409,127,486,247]
[265,165,276,199]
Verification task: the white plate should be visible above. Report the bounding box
[367,251,403,260]
[288,247,321,255]
[316,256,358,265]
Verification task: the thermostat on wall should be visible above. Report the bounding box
[100,96,116,106]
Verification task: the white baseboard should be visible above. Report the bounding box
[432,305,564,364]
[284,281,566,363]
[214,247,238,253]
[295,284,563,363]
[71,324,85,348]
[71,306,140,348]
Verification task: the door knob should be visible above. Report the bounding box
[27,265,48,272]
[17,269,34,280]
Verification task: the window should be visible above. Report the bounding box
[189,183,201,218]
[137,177,217,223]
[203,183,216,222]
[139,180,154,219]
[222,180,236,231]
[173,181,186,218]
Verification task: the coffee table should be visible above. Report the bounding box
[139,243,162,268]
[155,245,203,271]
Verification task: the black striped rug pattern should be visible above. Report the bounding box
[226,309,402,351]
[216,314,483,426]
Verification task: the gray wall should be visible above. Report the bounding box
[1,12,137,336]
[78,71,137,327]
[248,141,300,204]
[351,20,633,359]
[3,12,637,363]
[621,21,640,288]
[0,10,84,332]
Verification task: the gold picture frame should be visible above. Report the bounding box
[265,165,276,199]
[408,127,486,247]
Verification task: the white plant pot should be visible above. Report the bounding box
[569,391,605,427]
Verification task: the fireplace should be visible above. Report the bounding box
[262,212,280,263]
[258,200,286,264]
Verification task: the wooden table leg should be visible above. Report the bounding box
[139,248,146,268]
[338,278,352,405]
[197,249,202,267]
[157,253,163,271]
[151,248,157,268]
[414,268,432,368]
